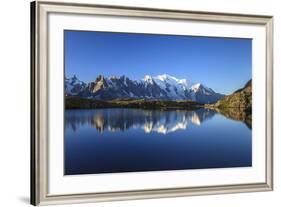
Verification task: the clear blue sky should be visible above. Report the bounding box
[65,30,252,95]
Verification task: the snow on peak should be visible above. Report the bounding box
[191,83,201,91]
[67,74,84,85]
[178,79,188,85]
[143,75,152,80]
[143,75,154,84]
[190,83,214,95]
[155,74,189,87]
[64,74,222,103]
[109,75,119,80]
[150,74,189,99]
[65,75,86,96]
[156,74,175,81]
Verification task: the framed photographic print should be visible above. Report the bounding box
[31,1,273,205]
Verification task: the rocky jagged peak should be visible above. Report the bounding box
[65,74,87,96]
[95,74,105,82]
[120,75,128,82]
[92,75,108,93]
[65,74,225,103]
[68,74,79,83]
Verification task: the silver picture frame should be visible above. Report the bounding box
[31,0,273,205]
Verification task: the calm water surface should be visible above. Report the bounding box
[64,108,252,175]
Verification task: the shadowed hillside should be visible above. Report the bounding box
[213,80,252,110]
[205,80,252,128]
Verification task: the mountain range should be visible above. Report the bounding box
[65,74,224,104]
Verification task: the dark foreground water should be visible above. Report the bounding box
[64,108,252,175]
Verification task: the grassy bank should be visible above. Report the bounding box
[65,96,203,110]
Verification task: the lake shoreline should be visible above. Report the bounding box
[65,96,204,110]
[64,97,252,128]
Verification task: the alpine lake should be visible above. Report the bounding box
[64,106,252,175]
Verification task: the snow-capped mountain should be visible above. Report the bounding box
[189,83,224,104]
[65,75,87,96]
[65,74,224,104]
[153,74,190,100]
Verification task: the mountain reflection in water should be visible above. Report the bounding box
[65,108,252,174]
[65,108,218,134]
